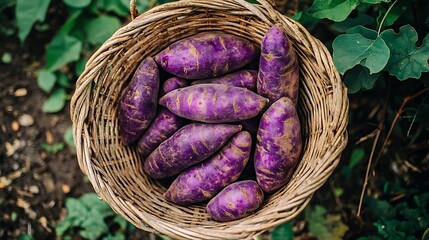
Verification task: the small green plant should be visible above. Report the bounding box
[271,222,294,240]
[359,184,429,240]
[305,205,349,240]
[56,193,134,240]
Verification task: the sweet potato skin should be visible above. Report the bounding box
[191,70,257,91]
[119,57,159,145]
[159,84,269,123]
[160,77,188,96]
[144,123,242,179]
[137,76,187,156]
[155,32,258,79]
[254,97,302,193]
[257,24,299,105]
[206,180,264,222]
[137,108,186,157]
[165,131,251,205]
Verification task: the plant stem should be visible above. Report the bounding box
[372,86,429,169]
[357,86,391,217]
[377,0,398,36]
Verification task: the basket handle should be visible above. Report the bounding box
[129,0,276,20]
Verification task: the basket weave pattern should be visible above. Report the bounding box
[70,0,349,239]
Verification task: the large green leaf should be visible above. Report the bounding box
[333,33,390,74]
[330,13,374,33]
[343,65,380,93]
[46,34,82,71]
[15,0,51,43]
[380,25,429,80]
[42,88,67,113]
[83,15,121,45]
[309,0,360,22]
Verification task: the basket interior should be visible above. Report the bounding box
[72,1,348,239]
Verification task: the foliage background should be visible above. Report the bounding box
[0,0,428,239]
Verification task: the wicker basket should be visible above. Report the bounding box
[70,0,349,239]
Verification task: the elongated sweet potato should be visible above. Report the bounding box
[137,108,186,157]
[155,32,258,79]
[159,84,269,123]
[144,123,242,179]
[137,76,187,156]
[206,180,264,222]
[257,24,299,105]
[165,131,251,205]
[160,77,188,96]
[254,97,302,193]
[119,57,159,145]
[191,70,257,91]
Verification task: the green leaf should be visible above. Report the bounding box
[83,15,121,45]
[272,222,294,240]
[75,58,86,76]
[359,0,390,3]
[335,188,344,197]
[63,0,92,8]
[1,52,12,64]
[330,13,374,33]
[56,72,72,88]
[344,66,380,93]
[380,25,429,80]
[42,88,67,113]
[333,33,390,74]
[90,0,129,16]
[37,70,56,93]
[64,127,75,148]
[346,25,377,39]
[41,143,65,153]
[58,10,82,35]
[103,233,125,240]
[309,0,360,22]
[15,0,51,43]
[349,148,365,168]
[46,34,82,72]
[18,234,34,240]
[376,3,406,29]
[55,218,73,236]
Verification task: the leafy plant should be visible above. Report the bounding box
[305,205,349,240]
[56,193,134,240]
[303,0,429,93]
[271,222,294,240]
[360,189,429,239]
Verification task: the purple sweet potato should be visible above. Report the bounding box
[159,84,269,123]
[119,57,159,145]
[254,97,302,193]
[144,123,242,179]
[257,24,299,105]
[137,76,187,156]
[206,180,264,222]
[165,131,252,205]
[137,108,186,157]
[191,70,257,91]
[160,77,188,96]
[154,32,258,79]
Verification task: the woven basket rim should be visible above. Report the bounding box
[70,0,349,239]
